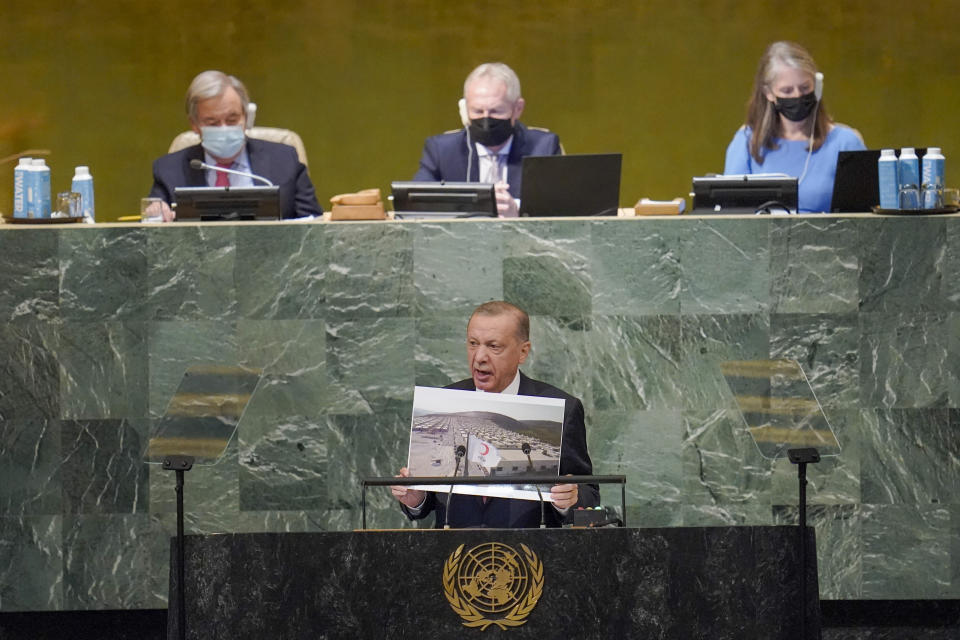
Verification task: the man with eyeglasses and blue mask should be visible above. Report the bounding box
[148,70,322,221]
[413,62,562,218]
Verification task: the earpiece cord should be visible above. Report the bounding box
[797,102,818,185]
[798,72,823,186]
[465,126,473,182]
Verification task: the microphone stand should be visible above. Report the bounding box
[788,447,821,640]
[364,474,627,530]
[163,455,195,640]
[188,158,275,187]
[0,149,51,166]
[444,445,466,530]
[522,443,546,529]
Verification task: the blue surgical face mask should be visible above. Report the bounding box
[200,125,246,160]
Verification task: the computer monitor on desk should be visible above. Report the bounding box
[692,174,798,214]
[390,182,497,220]
[174,186,281,221]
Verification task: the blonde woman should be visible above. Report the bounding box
[724,41,865,212]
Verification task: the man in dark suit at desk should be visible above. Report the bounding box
[147,70,322,221]
[391,301,598,528]
[413,63,562,217]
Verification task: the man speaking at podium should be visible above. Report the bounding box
[391,301,599,528]
[147,70,322,221]
[413,63,562,217]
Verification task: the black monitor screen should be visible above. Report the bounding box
[390,181,496,219]
[692,175,798,214]
[174,186,281,221]
[520,153,621,217]
[831,148,927,212]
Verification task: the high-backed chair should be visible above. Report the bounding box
[168,126,309,167]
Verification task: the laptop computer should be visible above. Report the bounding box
[831,148,927,212]
[519,153,621,217]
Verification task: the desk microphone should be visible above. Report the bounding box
[444,445,467,530]
[189,159,275,187]
[522,443,546,529]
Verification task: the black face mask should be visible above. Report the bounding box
[774,91,818,122]
[468,117,515,147]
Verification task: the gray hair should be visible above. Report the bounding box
[463,62,522,104]
[470,300,529,342]
[185,70,250,123]
[762,41,818,87]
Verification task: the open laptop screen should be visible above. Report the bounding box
[830,148,927,212]
[519,153,621,217]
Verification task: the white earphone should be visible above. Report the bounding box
[459,98,473,180]
[814,72,824,101]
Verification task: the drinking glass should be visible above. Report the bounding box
[55,192,81,218]
[141,197,165,222]
[898,184,920,210]
[921,183,943,209]
[941,187,958,208]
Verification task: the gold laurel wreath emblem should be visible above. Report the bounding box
[442,543,544,631]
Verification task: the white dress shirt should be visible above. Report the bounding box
[475,137,514,184]
[204,147,254,187]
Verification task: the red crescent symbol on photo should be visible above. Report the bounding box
[480,443,489,455]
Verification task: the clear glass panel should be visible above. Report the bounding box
[720,359,841,459]
[143,365,262,465]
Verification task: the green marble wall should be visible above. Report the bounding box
[0,216,959,612]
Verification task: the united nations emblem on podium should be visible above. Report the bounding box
[442,542,544,630]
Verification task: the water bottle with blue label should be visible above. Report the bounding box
[13,157,31,218]
[71,166,95,221]
[877,149,899,210]
[25,159,40,217]
[32,158,51,218]
[898,148,920,210]
[921,147,945,209]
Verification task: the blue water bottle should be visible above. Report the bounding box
[33,158,51,218]
[13,157,32,218]
[72,165,95,221]
[877,149,898,210]
[921,147,945,209]
[25,159,40,218]
[898,147,920,210]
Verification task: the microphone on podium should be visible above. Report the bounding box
[444,445,467,530]
[522,443,546,529]
[189,158,275,187]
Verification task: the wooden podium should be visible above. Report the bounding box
[168,527,820,639]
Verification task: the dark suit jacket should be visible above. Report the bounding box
[413,122,561,198]
[149,138,322,219]
[406,371,599,529]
